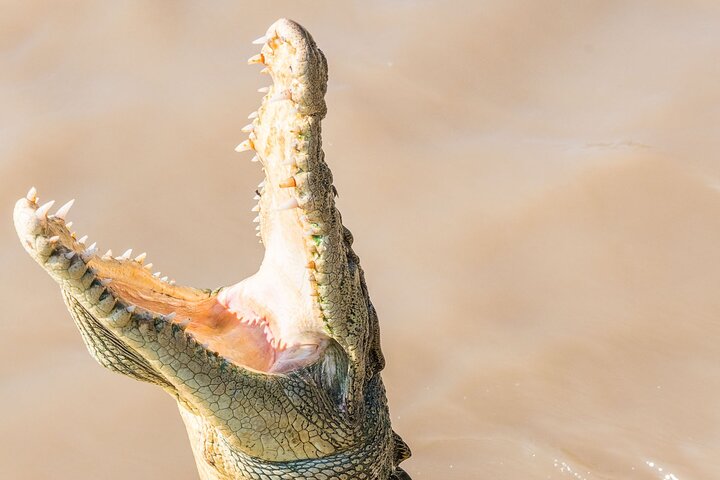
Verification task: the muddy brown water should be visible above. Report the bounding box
[2,2,720,479]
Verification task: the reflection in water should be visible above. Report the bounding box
[2,1,720,479]
[553,459,589,480]
[645,460,682,480]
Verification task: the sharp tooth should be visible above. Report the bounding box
[253,194,261,200]
[134,252,147,263]
[260,67,270,74]
[66,222,73,228]
[126,305,136,313]
[247,53,264,65]
[144,263,153,270]
[251,154,260,163]
[258,180,265,188]
[169,280,176,286]
[234,139,254,152]
[36,200,55,218]
[78,235,88,244]
[241,124,255,133]
[161,276,168,282]
[166,312,176,320]
[256,231,261,237]
[103,249,113,259]
[85,242,98,255]
[117,249,132,260]
[277,198,299,210]
[48,235,60,242]
[248,111,258,119]
[64,251,77,259]
[26,186,38,203]
[253,215,261,223]
[252,35,267,45]
[251,205,260,212]
[279,177,296,188]
[54,199,75,220]
[257,87,269,93]
[81,248,95,261]
[255,225,260,231]
[153,272,161,277]
[100,278,112,286]
[177,317,190,327]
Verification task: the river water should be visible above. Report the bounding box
[2,1,720,478]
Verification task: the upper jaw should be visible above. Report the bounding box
[239,19,373,377]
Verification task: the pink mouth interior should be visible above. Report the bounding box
[87,262,287,373]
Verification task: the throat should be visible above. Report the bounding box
[216,264,328,373]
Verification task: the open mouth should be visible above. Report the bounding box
[13,21,334,375]
[15,180,325,375]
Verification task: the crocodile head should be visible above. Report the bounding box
[14,18,410,480]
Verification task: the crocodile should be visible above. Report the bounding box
[13,18,411,480]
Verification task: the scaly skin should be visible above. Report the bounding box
[13,19,411,480]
